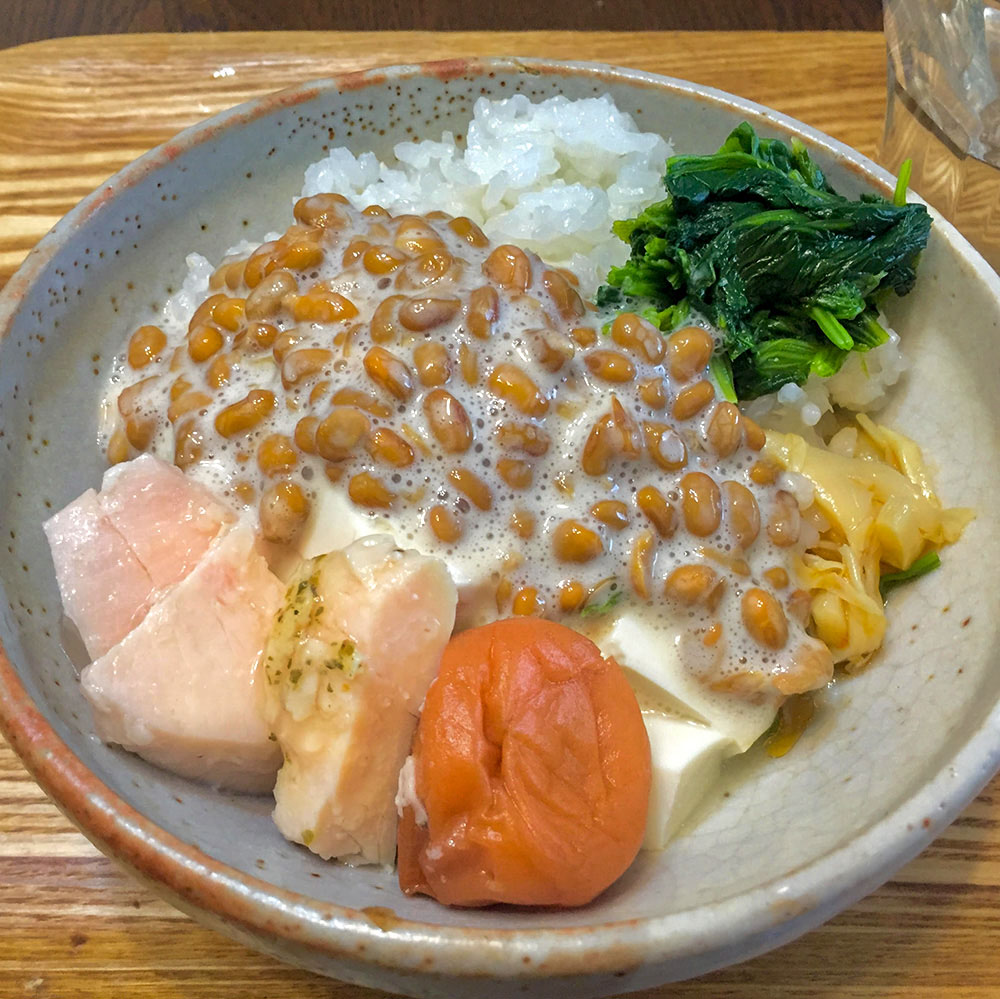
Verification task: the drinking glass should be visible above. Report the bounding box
[879,0,1000,270]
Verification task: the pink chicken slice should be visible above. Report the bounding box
[42,488,154,660]
[262,535,457,864]
[98,455,234,591]
[81,524,284,792]
[44,455,234,659]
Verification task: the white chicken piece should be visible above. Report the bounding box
[261,535,457,865]
[44,454,234,660]
[81,524,285,792]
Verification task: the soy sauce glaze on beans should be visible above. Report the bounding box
[103,196,829,698]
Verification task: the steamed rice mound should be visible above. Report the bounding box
[300,94,672,294]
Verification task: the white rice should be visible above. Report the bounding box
[300,93,672,295]
[743,327,907,438]
[825,326,908,409]
[161,252,216,332]
[157,94,905,442]
[161,236,282,335]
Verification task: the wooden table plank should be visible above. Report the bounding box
[1,30,998,999]
[0,30,890,286]
[2,0,885,48]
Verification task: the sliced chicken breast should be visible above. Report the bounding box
[98,454,234,591]
[81,525,284,792]
[43,488,155,660]
[43,455,233,659]
[262,535,457,865]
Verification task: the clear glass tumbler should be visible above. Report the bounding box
[879,0,1000,270]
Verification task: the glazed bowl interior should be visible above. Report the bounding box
[1,59,999,991]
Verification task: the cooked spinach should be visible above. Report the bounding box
[601,123,931,399]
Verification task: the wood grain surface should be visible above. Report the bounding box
[1,30,998,999]
[3,0,884,49]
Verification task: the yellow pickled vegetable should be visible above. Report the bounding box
[764,419,973,670]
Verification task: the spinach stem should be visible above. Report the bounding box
[893,159,913,207]
[808,306,855,350]
[879,550,941,600]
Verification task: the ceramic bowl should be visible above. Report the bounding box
[1,58,998,999]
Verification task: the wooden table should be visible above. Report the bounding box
[4,1,884,48]
[1,31,998,999]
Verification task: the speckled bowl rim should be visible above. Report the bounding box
[2,57,999,985]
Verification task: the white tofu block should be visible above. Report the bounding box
[294,484,501,628]
[297,483,387,560]
[602,614,779,752]
[642,713,734,849]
